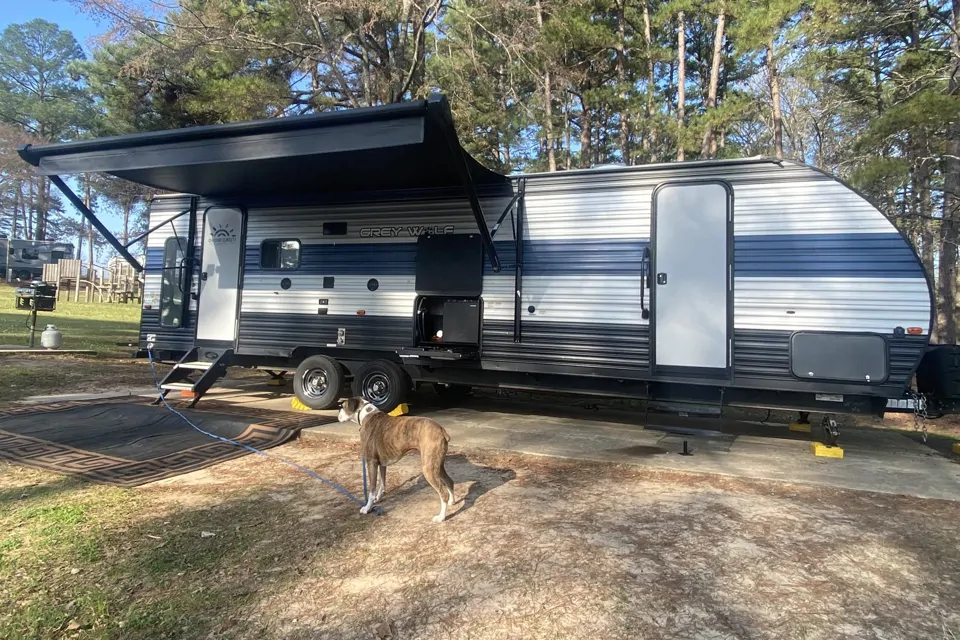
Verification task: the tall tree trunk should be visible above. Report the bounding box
[579,94,592,169]
[767,39,783,159]
[700,4,726,158]
[27,180,34,241]
[676,11,686,162]
[563,98,572,170]
[616,0,630,164]
[940,0,960,343]
[535,0,557,172]
[642,1,656,163]
[11,181,20,239]
[122,201,132,246]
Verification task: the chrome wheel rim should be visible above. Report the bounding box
[301,369,328,398]
[363,372,391,405]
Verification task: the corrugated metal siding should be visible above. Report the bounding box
[734,277,930,334]
[482,320,650,371]
[236,313,411,356]
[520,276,649,325]
[735,233,924,278]
[241,275,415,316]
[244,243,418,275]
[733,329,926,393]
[732,181,901,236]
[138,309,197,352]
[243,194,515,245]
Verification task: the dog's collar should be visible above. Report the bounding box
[357,401,379,427]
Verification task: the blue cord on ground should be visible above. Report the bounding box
[146,348,382,516]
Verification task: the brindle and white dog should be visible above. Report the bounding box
[337,397,456,522]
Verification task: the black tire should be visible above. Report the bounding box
[293,355,344,410]
[352,360,409,412]
[433,382,473,402]
[16,270,31,281]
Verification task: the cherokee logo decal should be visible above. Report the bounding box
[209,223,238,245]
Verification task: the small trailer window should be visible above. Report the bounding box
[260,240,301,270]
[323,222,347,236]
[159,237,186,327]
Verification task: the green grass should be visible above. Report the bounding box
[0,283,141,357]
[0,465,330,640]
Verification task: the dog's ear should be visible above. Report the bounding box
[342,397,362,414]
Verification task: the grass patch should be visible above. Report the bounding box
[0,464,335,640]
[0,282,141,357]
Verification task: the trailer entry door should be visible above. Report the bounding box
[652,182,731,374]
[196,206,245,344]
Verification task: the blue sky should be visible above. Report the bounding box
[0,0,103,53]
[1,0,133,255]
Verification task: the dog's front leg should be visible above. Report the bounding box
[360,458,378,515]
[375,464,386,502]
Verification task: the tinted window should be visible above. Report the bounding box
[159,237,186,327]
[261,240,301,270]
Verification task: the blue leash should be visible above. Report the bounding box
[147,349,382,516]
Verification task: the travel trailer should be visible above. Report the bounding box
[17,95,954,433]
[2,238,75,281]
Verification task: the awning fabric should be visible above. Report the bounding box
[18,94,509,272]
[18,94,509,198]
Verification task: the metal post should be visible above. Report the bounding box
[28,305,37,348]
[513,178,526,343]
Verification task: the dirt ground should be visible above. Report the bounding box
[4,434,958,640]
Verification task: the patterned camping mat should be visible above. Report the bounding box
[0,397,336,487]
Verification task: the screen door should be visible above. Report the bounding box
[653,183,731,372]
[195,206,244,343]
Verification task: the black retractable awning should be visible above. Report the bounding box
[18,94,508,271]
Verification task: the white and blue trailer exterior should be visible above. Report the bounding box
[17,96,936,417]
[137,157,932,416]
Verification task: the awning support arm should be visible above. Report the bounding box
[428,106,501,273]
[48,174,144,272]
[125,207,191,249]
[490,191,523,240]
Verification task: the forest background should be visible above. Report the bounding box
[1,0,958,340]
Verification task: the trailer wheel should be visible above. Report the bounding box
[293,355,344,410]
[433,383,472,403]
[352,360,409,412]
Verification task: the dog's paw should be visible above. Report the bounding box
[360,505,371,515]
[432,514,445,523]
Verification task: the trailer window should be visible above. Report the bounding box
[159,237,186,327]
[21,248,39,260]
[260,240,301,270]
[323,222,347,236]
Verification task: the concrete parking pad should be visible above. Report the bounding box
[163,382,960,502]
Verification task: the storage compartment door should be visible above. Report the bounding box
[653,182,731,373]
[196,206,245,344]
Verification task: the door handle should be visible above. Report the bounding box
[657,273,667,285]
[200,272,208,282]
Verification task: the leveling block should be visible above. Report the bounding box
[290,397,410,417]
[952,442,960,456]
[788,421,812,433]
[811,442,844,459]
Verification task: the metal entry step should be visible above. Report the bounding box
[160,382,196,391]
[177,361,213,370]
